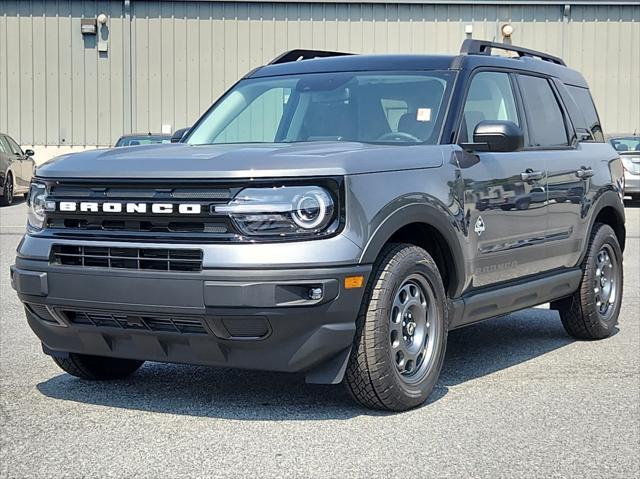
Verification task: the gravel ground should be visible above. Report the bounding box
[1,199,639,479]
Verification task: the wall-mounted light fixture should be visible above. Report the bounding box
[501,24,514,38]
[97,13,109,52]
[465,24,473,38]
[80,18,97,35]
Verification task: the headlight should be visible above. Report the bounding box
[27,182,50,231]
[216,186,337,237]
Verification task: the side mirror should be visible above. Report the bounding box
[25,149,35,157]
[461,120,524,153]
[171,127,190,143]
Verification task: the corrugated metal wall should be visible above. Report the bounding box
[1,1,639,147]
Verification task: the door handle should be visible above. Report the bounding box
[575,167,594,179]
[520,169,544,182]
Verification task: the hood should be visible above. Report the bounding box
[36,142,445,179]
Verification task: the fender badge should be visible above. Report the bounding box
[474,216,485,236]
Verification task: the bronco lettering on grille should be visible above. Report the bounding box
[56,202,202,215]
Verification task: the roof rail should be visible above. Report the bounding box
[269,49,353,65]
[459,39,566,66]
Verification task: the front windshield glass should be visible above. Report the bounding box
[116,136,171,147]
[187,71,454,145]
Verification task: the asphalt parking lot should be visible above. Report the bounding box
[1,199,638,478]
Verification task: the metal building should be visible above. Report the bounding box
[1,0,639,162]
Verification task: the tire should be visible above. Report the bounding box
[0,172,14,206]
[52,353,144,380]
[345,243,448,411]
[553,223,623,340]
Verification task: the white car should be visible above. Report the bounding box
[609,135,640,200]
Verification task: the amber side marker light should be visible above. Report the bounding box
[344,275,364,289]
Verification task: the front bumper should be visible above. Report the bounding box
[11,257,371,384]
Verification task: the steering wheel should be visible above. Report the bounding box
[376,131,421,143]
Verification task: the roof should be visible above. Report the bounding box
[248,50,588,88]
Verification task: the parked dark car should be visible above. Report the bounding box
[12,41,626,411]
[609,135,640,200]
[0,133,35,206]
[114,133,172,147]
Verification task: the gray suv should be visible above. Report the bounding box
[11,40,626,411]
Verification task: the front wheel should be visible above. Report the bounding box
[553,223,623,339]
[53,353,144,380]
[345,244,448,411]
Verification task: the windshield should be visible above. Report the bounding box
[115,135,171,147]
[610,136,640,153]
[187,71,454,146]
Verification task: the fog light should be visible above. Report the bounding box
[308,287,323,301]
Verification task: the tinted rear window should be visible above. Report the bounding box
[566,85,604,142]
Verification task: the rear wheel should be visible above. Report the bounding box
[345,243,448,411]
[553,223,623,339]
[53,353,144,380]
[1,172,14,206]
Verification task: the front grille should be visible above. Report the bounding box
[47,217,230,234]
[51,185,233,200]
[51,245,203,272]
[63,309,208,335]
[42,181,240,241]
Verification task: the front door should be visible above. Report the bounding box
[4,135,28,190]
[457,71,549,288]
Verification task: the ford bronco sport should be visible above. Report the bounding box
[11,40,626,411]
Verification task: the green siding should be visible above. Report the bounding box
[0,1,638,146]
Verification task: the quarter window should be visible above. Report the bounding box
[518,75,569,147]
[461,72,519,142]
[566,85,604,142]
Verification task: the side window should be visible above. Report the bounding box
[461,71,519,142]
[566,85,604,142]
[5,136,23,156]
[518,75,569,147]
[0,136,10,154]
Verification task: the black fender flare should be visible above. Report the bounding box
[579,189,626,263]
[359,203,467,298]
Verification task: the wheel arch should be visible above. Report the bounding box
[582,190,626,260]
[359,203,466,298]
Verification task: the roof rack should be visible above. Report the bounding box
[459,39,566,66]
[269,49,353,65]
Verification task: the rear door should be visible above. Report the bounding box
[457,71,549,288]
[515,74,589,270]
